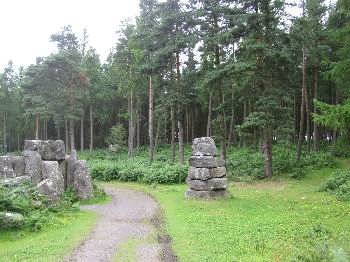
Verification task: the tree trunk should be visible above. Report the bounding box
[136,108,140,149]
[228,88,235,146]
[3,113,6,153]
[296,48,307,161]
[171,106,176,163]
[35,114,40,140]
[65,120,69,153]
[206,91,212,137]
[57,127,61,140]
[154,118,161,153]
[178,119,184,165]
[263,127,273,178]
[70,119,75,152]
[89,105,93,152]
[186,106,189,144]
[313,67,319,151]
[128,89,134,158]
[176,52,184,165]
[17,134,20,152]
[149,75,154,162]
[80,112,84,151]
[305,85,311,152]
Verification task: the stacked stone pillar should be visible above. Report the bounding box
[185,137,228,199]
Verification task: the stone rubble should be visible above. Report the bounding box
[0,140,93,202]
[185,137,228,199]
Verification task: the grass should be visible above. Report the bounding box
[0,211,97,262]
[113,230,158,262]
[105,160,350,262]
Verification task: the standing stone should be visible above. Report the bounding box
[185,137,228,199]
[72,160,93,199]
[23,150,42,184]
[10,156,25,177]
[24,140,65,161]
[67,150,77,189]
[38,161,64,202]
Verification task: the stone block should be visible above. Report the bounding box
[185,189,228,199]
[24,140,65,161]
[23,150,42,184]
[187,178,228,191]
[188,167,211,181]
[192,137,217,156]
[189,156,225,168]
[72,160,93,199]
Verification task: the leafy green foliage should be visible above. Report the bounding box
[321,169,350,201]
[0,184,80,231]
[105,124,127,147]
[228,145,335,180]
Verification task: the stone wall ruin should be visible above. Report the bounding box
[0,140,93,202]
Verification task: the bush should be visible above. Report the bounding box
[321,169,350,201]
[0,183,80,231]
[90,159,187,184]
[227,144,335,180]
[105,124,127,148]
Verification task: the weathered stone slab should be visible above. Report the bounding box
[72,160,93,199]
[67,150,77,189]
[192,137,217,156]
[189,156,225,168]
[24,140,65,161]
[185,189,228,199]
[188,167,211,181]
[210,167,226,178]
[1,176,31,187]
[39,161,64,202]
[59,159,68,190]
[10,156,25,177]
[187,178,228,191]
[0,212,24,228]
[23,150,42,184]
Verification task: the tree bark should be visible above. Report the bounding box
[296,48,307,161]
[206,91,212,137]
[263,127,273,178]
[313,67,319,151]
[35,114,40,140]
[3,112,6,153]
[154,118,161,153]
[176,52,184,165]
[89,105,93,152]
[149,75,154,162]
[171,106,176,163]
[128,89,134,158]
[136,107,140,149]
[70,119,75,152]
[65,120,69,153]
[80,112,84,151]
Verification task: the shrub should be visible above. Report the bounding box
[321,169,350,201]
[227,144,335,180]
[105,124,127,148]
[0,183,81,231]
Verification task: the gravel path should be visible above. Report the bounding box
[67,187,161,262]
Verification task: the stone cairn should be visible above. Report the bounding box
[0,140,93,202]
[185,137,228,199]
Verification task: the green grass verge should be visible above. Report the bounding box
[105,161,350,262]
[0,211,97,262]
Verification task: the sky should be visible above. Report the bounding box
[0,0,140,70]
